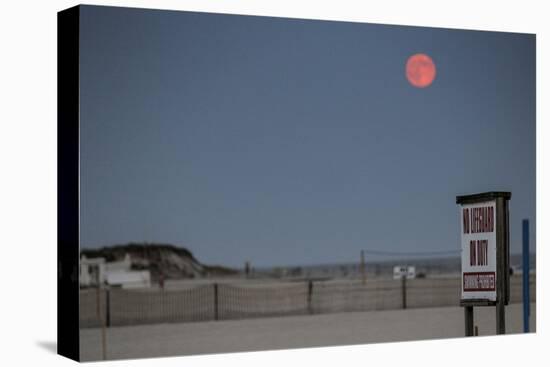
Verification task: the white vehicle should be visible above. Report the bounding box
[393,265,416,280]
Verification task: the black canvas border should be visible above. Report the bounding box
[57,5,80,361]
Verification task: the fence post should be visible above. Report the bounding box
[95,281,106,360]
[360,250,366,285]
[307,280,313,314]
[401,275,407,309]
[105,288,111,327]
[213,283,219,321]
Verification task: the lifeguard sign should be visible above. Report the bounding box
[461,200,497,301]
[456,192,511,335]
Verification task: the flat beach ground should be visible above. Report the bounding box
[80,303,536,362]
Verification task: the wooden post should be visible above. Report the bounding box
[496,301,505,334]
[105,288,111,328]
[495,196,507,335]
[360,250,366,285]
[401,275,407,309]
[95,267,107,360]
[307,280,313,314]
[464,306,474,336]
[213,283,219,321]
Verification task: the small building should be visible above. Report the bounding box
[106,270,151,289]
[80,253,151,289]
[80,255,106,287]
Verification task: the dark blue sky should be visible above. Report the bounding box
[79,6,535,267]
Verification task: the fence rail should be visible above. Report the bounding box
[80,274,536,328]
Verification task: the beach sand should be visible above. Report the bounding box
[80,302,536,361]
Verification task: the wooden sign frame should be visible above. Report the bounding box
[456,191,511,334]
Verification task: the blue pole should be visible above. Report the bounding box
[522,219,530,333]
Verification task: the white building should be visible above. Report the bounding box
[80,253,151,289]
[80,255,106,287]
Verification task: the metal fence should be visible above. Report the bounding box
[80,274,536,328]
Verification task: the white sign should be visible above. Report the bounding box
[393,266,416,280]
[460,200,497,301]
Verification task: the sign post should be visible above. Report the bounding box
[522,219,530,333]
[456,192,510,336]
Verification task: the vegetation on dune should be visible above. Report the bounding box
[81,243,239,280]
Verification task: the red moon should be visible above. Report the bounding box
[406,53,436,88]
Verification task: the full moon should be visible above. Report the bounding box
[406,53,436,88]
